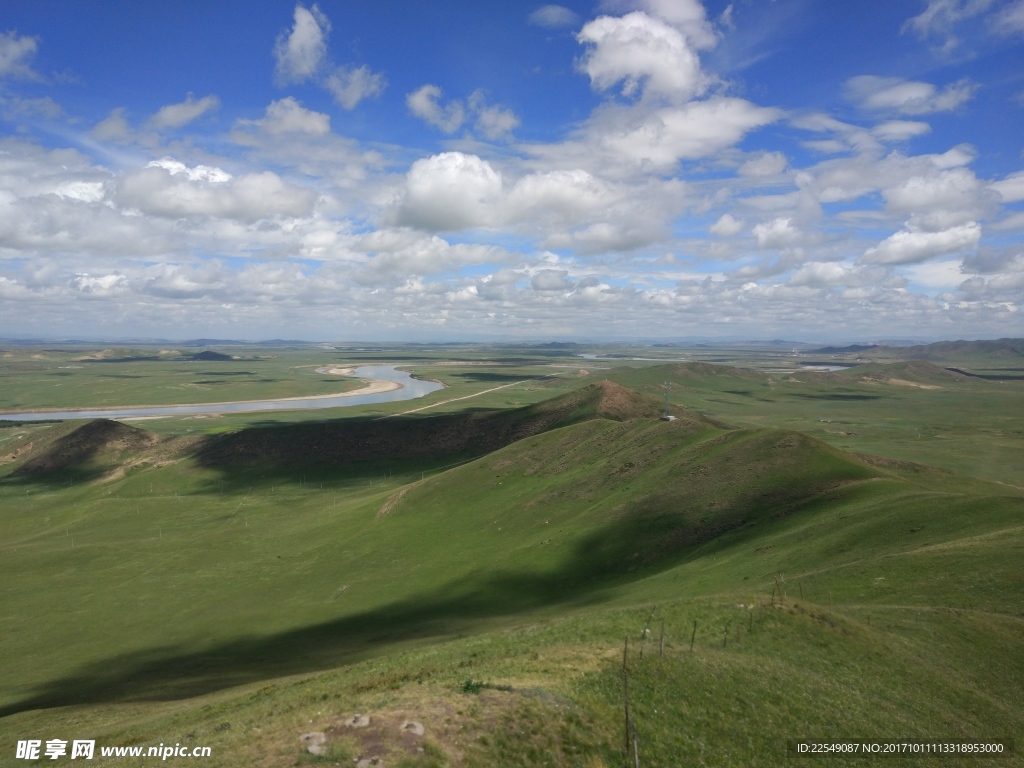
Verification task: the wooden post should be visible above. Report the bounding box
[749,609,753,633]
[659,620,664,656]
[639,607,655,660]
[623,636,631,761]
[799,582,803,601]
[690,620,697,652]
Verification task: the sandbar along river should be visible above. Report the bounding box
[0,365,443,422]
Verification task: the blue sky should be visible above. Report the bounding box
[1,0,1022,341]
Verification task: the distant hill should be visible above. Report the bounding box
[814,338,1024,361]
[191,350,233,361]
[813,344,879,354]
[843,360,967,385]
[182,338,247,346]
[666,361,764,379]
[789,360,968,386]
[896,338,1024,360]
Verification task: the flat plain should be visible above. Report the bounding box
[0,341,1021,767]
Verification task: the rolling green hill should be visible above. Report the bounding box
[193,381,671,471]
[814,338,1024,364]
[789,360,968,386]
[1,380,1022,766]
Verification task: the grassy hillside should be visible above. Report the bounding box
[605,362,1024,486]
[193,381,668,473]
[801,360,967,385]
[812,338,1024,366]
[0,348,367,411]
[1,380,1022,766]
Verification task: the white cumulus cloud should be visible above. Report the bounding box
[240,97,331,136]
[992,0,1024,35]
[872,120,931,142]
[148,94,220,130]
[0,31,40,80]
[710,213,744,236]
[845,75,976,115]
[529,5,580,28]
[990,171,1024,203]
[325,65,387,109]
[861,222,981,265]
[507,169,617,223]
[592,98,780,172]
[753,217,802,248]
[883,165,990,230]
[739,151,787,177]
[576,12,708,101]
[902,0,993,50]
[531,269,574,291]
[787,262,851,287]
[396,152,503,231]
[117,161,315,222]
[475,103,521,140]
[146,157,232,183]
[406,85,466,133]
[274,4,330,84]
[70,273,129,297]
[90,108,133,143]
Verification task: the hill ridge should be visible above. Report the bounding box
[193,379,701,469]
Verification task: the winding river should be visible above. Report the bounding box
[0,365,444,422]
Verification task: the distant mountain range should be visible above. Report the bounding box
[183,338,315,346]
[813,338,1024,360]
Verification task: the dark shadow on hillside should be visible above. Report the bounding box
[451,372,537,383]
[0,498,761,718]
[946,367,1024,381]
[77,356,165,363]
[188,381,668,490]
[791,393,884,401]
[4,419,160,488]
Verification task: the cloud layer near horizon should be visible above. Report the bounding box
[0,1,1022,341]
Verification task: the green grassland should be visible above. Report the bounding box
[0,347,368,411]
[0,345,1022,766]
[605,361,1024,487]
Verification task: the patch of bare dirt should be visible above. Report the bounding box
[377,485,411,519]
[0,440,34,464]
[885,378,940,389]
[297,686,597,767]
